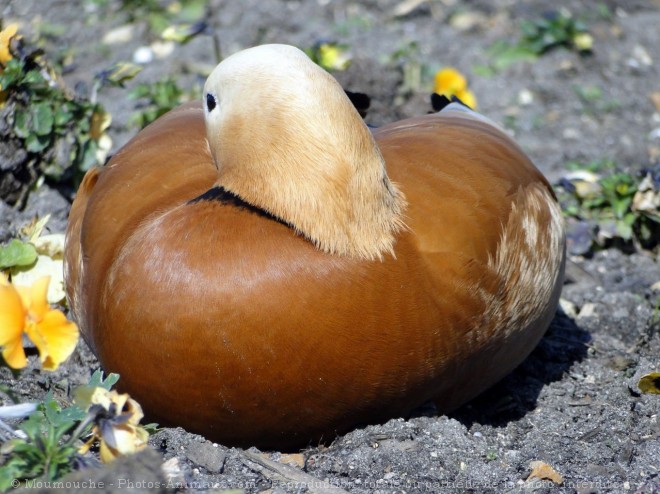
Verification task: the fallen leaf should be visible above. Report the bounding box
[22,214,51,243]
[279,453,305,468]
[527,461,563,485]
[33,233,65,259]
[11,255,65,304]
[638,372,660,395]
[651,92,660,112]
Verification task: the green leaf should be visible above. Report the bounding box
[88,369,120,390]
[25,133,51,153]
[76,139,99,172]
[143,422,161,435]
[0,462,25,491]
[23,69,46,86]
[178,0,207,22]
[31,102,55,136]
[20,408,47,440]
[42,392,83,431]
[472,64,495,78]
[97,62,142,89]
[615,219,633,240]
[0,59,25,89]
[488,41,538,70]
[54,103,74,127]
[13,109,30,138]
[0,239,38,269]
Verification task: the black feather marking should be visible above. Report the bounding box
[188,186,292,229]
[431,93,473,113]
[430,93,451,112]
[345,90,371,118]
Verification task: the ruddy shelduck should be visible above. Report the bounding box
[65,44,566,449]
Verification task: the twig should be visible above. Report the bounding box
[241,451,350,494]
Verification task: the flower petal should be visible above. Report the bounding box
[25,309,78,371]
[15,276,51,320]
[1,337,27,369]
[100,439,120,463]
[434,67,467,95]
[0,280,27,368]
[99,424,148,462]
[456,88,478,110]
[0,23,19,65]
[29,276,51,317]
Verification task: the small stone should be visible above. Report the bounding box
[150,40,175,59]
[651,92,660,112]
[162,457,184,483]
[133,46,154,64]
[559,298,578,319]
[517,89,534,106]
[632,44,653,66]
[578,303,597,319]
[449,11,487,31]
[562,128,581,140]
[102,24,134,44]
[186,441,226,474]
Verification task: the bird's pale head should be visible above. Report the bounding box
[202,44,406,260]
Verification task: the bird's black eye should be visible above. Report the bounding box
[206,93,217,112]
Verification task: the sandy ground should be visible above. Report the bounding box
[1,0,660,492]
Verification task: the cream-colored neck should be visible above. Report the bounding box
[215,114,406,260]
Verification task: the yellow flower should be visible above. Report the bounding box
[0,275,28,368]
[76,387,149,463]
[0,23,19,65]
[433,67,478,109]
[317,43,351,71]
[0,274,78,370]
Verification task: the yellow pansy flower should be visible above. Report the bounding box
[0,275,28,368]
[76,387,149,463]
[0,23,19,65]
[433,67,478,109]
[0,274,78,370]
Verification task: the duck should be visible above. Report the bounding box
[64,44,566,450]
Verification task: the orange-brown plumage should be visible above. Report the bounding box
[65,45,565,449]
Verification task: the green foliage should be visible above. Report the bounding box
[0,53,109,184]
[0,371,120,489]
[117,0,208,39]
[483,10,592,72]
[519,11,591,55]
[87,369,120,390]
[383,40,431,95]
[485,450,498,462]
[0,393,83,488]
[557,164,660,252]
[565,159,616,173]
[573,84,621,115]
[129,76,200,128]
[305,42,352,72]
[0,239,38,270]
[484,41,538,72]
